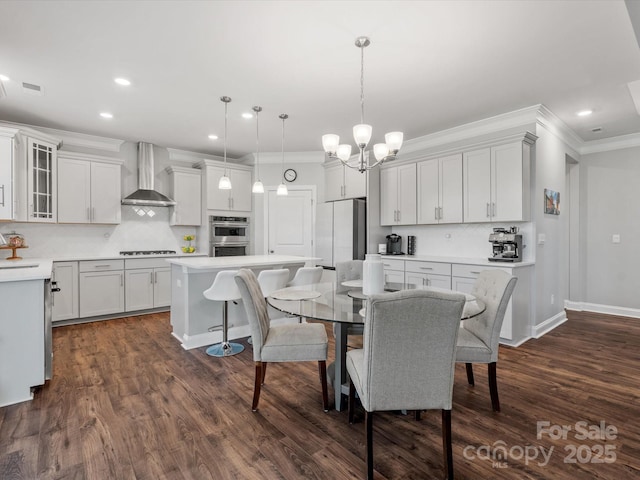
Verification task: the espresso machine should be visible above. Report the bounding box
[488,227,523,262]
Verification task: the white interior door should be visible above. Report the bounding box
[266,188,314,257]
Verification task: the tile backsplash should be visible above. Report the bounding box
[1,207,198,258]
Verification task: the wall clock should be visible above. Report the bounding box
[284,168,297,182]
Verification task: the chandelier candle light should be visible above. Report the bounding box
[252,106,264,193]
[218,96,232,190]
[277,113,289,196]
[322,36,403,172]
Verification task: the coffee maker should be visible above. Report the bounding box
[488,227,523,262]
[386,234,404,255]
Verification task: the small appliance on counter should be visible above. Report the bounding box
[488,227,523,262]
[386,234,404,255]
[407,235,416,255]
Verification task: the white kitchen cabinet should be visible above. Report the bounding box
[405,260,452,289]
[0,129,16,220]
[463,137,534,223]
[125,258,171,311]
[417,154,462,224]
[79,260,124,317]
[324,162,366,201]
[52,261,79,322]
[201,162,252,213]
[382,258,405,285]
[380,163,416,225]
[166,166,201,226]
[57,152,122,224]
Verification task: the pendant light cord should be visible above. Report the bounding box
[360,43,365,125]
[255,109,260,179]
[223,100,228,175]
[281,115,285,177]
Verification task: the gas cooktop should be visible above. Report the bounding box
[119,250,177,256]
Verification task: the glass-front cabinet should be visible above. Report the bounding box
[27,137,57,222]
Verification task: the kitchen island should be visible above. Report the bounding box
[0,258,53,407]
[166,255,320,350]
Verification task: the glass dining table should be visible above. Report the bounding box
[267,282,485,411]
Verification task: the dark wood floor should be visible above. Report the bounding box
[1,310,639,479]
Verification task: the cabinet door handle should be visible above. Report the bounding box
[94,264,111,269]
[154,272,158,284]
[420,267,433,270]
[120,273,123,286]
[434,207,438,220]
[87,207,91,221]
[92,207,96,221]
[150,272,154,284]
[0,184,4,207]
[486,203,491,217]
[397,210,401,222]
[492,202,496,217]
[439,207,443,219]
[470,271,481,275]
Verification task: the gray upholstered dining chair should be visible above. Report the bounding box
[456,270,517,412]
[234,269,329,412]
[335,260,364,338]
[346,289,466,480]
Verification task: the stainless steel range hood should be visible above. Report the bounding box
[122,142,176,207]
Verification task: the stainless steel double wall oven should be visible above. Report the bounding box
[209,216,249,257]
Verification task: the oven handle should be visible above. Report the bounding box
[212,242,249,247]
[211,222,249,228]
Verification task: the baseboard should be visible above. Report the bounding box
[532,311,567,338]
[565,301,640,319]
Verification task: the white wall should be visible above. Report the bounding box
[580,145,640,309]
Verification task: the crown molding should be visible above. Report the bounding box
[195,159,252,171]
[580,132,640,155]
[166,147,226,164]
[56,150,123,165]
[246,151,325,165]
[535,105,583,153]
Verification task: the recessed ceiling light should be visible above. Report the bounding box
[242,113,253,119]
[0,74,9,82]
[208,134,218,140]
[577,109,593,117]
[100,112,113,119]
[114,77,131,86]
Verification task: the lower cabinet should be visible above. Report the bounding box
[52,261,79,322]
[382,258,404,284]
[405,261,452,289]
[125,258,171,311]
[79,260,125,318]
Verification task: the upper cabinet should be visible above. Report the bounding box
[57,152,123,224]
[198,160,252,214]
[166,166,202,226]
[463,136,534,223]
[380,163,417,226]
[324,161,366,201]
[417,153,462,224]
[9,128,62,223]
[0,127,18,221]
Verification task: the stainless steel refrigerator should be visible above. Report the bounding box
[316,198,366,268]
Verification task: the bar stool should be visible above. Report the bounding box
[257,268,290,322]
[203,270,244,357]
[287,266,323,287]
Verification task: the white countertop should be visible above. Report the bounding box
[166,255,321,270]
[50,253,207,262]
[381,254,535,268]
[0,258,53,283]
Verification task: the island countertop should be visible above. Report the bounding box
[166,255,321,270]
[0,259,53,283]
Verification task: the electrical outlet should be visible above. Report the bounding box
[612,234,621,244]
[177,279,182,288]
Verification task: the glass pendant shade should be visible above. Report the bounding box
[322,134,340,154]
[385,131,404,151]
[353,124,372,146]
[337,144,352,161]
[218,175,232,190]
[252,180,264,193]
[276,183,288,196]
[373,143,390,161]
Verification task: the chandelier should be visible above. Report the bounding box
[322,36,403,173]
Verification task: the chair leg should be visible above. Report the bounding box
[488,362,500,412]
[318,360,329,412]
[261,362,267,385]
[442,409,453,480]
[252,362,262,411]
[414,410,421,421]
[465,362,475,386]
[365,411,374,480]
[348,378,356,424]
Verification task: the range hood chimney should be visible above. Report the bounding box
[122,142,176,207]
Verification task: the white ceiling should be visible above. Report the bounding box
[1,0,639,160]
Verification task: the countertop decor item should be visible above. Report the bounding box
[182,234,195,253]
[321,36,403,172]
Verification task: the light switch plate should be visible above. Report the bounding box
[538,233,546,245]
[612,234,621,244]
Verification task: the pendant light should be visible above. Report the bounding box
[218,96,232,190]
[252,106,264,193]
[276,113,289,196]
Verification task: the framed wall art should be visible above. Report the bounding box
[544,189,560,215]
